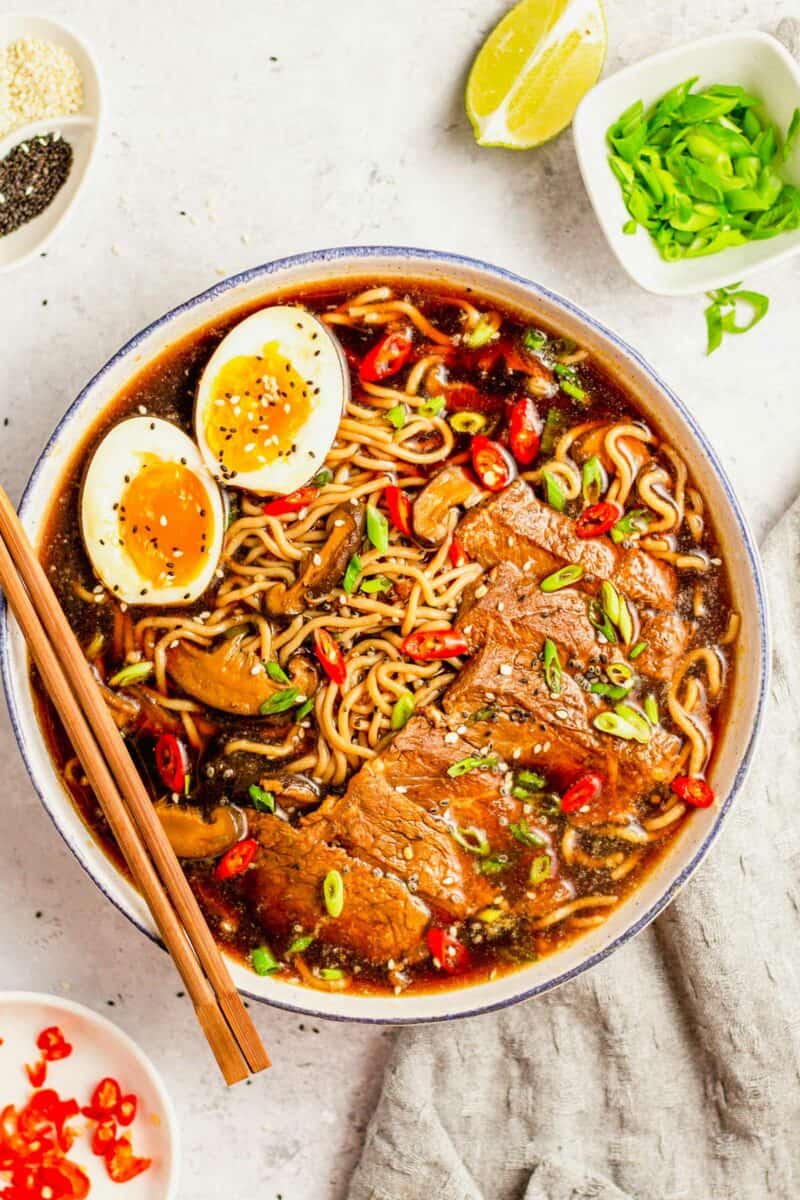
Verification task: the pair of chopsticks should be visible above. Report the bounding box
[0,485,270,1085]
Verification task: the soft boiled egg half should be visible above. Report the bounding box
[194,305,348,495]
[80,417,225,605]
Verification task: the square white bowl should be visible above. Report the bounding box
[573,31,800,295]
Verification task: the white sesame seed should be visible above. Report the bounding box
[159,515,168,527]
[396,785,408,794]
[512,747,521,759]
[499,664,512,676]
[312,553,322,567]
[444,731,458,744]
[137,405,147,415]
[555,708,569,720]
[403,846,413,861]
[475,585,488,599]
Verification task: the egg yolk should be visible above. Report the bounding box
[203,340,314,480]
[119,457,213,593]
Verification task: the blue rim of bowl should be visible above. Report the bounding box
[0,245,770,1025]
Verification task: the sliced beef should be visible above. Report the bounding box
[246,814,430,964]
[456,480,677,611]
[310,716,505,918]
[634,611,691,681]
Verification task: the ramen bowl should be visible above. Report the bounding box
[0,247,769,1024]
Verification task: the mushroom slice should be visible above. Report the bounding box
[201,748,321,809]
[154,801,246,859]
[413,464,487,544]
[166,635,317,716]
[264,503,365,616]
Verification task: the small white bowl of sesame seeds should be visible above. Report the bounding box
[0,13,102,272]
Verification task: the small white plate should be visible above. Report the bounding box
[0,992,179,1199]
[573,31,800,294]
[0,14,102,273]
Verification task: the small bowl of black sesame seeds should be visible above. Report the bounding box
[0,14,101,272]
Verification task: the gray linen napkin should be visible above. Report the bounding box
[347,501,800,1200]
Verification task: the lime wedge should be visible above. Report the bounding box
[466,0,607,149]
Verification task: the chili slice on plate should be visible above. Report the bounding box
[313,628,347,686]
[262,485,318,517]
[359,327,414,383]
[671,775,715,807]
[91,1117,118,1157]
[215,838,258,881]
[575,501,623,539]
[115,1094,137,1127]
[86,1077,121,1118]
[448,537,468,568]
[154,734,190,794]
[36,1026,72,1062]
[104,1135,152,1184]
[385,485,413,538]
[427,928,470,974]
[400,629,469,662]
[561,772,604,814]
[470,435,518,491]
[508,395,541,465]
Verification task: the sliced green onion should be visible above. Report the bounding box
[319,967,346,980]
[449,410,487,435]
[553,364,587,403]
[541,564,584,593]
[386,403,407,429]
[248,784,275,813]
[296,697,314,720]
[464,315,499,348]
[366,504,389,552]
[581,455,605,504]
[610,508,651,544]
[782,107,800,161]
[265,660,290,684]
[451,826,490,856]
[529,854,552,885]
[323,869,344,918]
[622,218,638,234]
[593,711,645,742]
[617,597,634,645]
[360,575,393,594]
[183,773,192,797]
[600,580,621,625]
[606,661,633,685]
[588,597,618,643]
[391,691,415,731]
[523,327,548,352]
[477,906,504,924]
[539,407,566,457]
[312,468,333,487]
[510,818,545,847]
[342,553,362,595]
[541,470,565,512]
[260,686,300,716]
[251,945,280,976]
[615,702,652,742]
[108,661,153,687]
[542,638,562,696]
[589,681,632,701]
[629,640,648,660]
[468,703,497,724]
[480,853,510,875]
[287,935,314,955]
[517,769,547,789]
[419,395,445,417]
[643,694,660,725]
[447,754,498,778]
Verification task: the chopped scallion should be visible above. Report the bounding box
[391,691,415,731]
[366,504,389,552]
[342,553,362,595]
[542,638,563,696]
[447,754,498,778]
[523,327,548,352]
[251,945,280,976]
[386,403,407,429]
[108,661,153,688]
[248,784,275,813]
[510,818,545,847]
[322,869,344,918]
[540,563,584,592]
[581,455,605,504]
[419,395,446,417]
[451,826,490,856]
[360,575,393,594]
[529,854,551,885]
[260,686,300,716]
[287,935,314,955]
[541,470,565,512]
[265,660,290,684]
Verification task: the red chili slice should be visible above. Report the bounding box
[313,628,347,686]
[575,501,622,539]
[400,628,468,662]
[508,395,542,466]
[25,1060,47,1088]
[88,1077,122,1117]
[36,1026,72,1063]
[104,1136,152,1185]
[561,772,604,814]
[671,775,715,808]
[262,485,318,517]
[154,733,190,795]
[40,1160,91,1199]
[359,327,414,383]
[385,485,413,539]
[115,1095,137,1127]
[215,837,259,881]
[470,435,518,492]
[427,927,470,974]
[448,537,469,568]
[91,1117,118,1157]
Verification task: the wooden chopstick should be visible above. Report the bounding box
[0,485,270,1083]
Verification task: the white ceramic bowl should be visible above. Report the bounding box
[573,31,800,295]
[0,247,769,1025]
[0,14,102,273]
[0,991,179,1198]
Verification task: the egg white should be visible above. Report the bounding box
[194,305,348,495]
[80,416,225,606]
